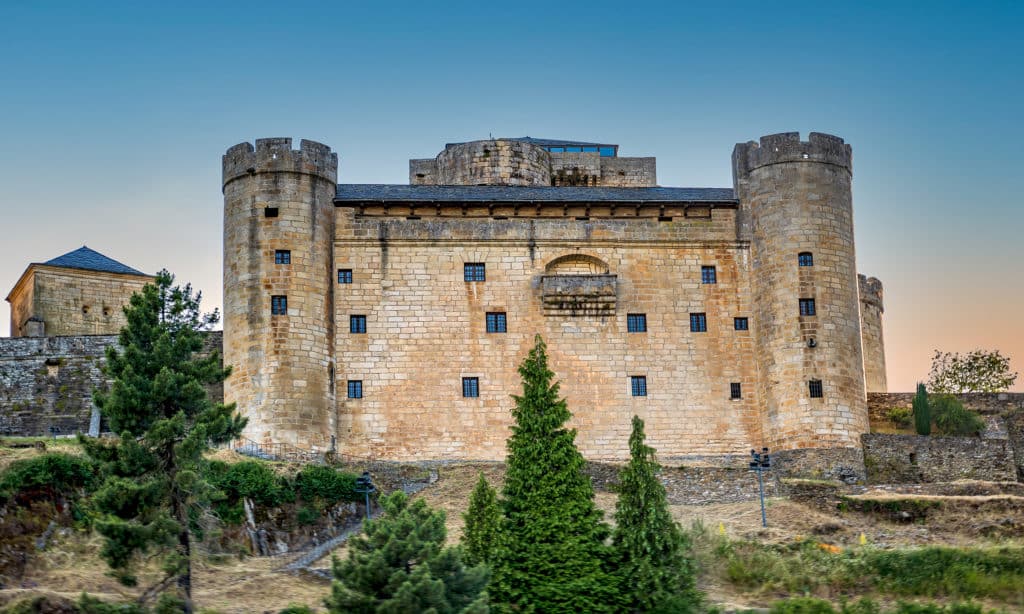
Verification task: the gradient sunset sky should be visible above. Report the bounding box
[1,1,1020,392]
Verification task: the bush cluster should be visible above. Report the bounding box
[0,453,98,503]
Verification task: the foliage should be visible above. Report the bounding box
[913,383,931,436]
[82,270,246,612]
[295,464,357,508]
[488,335,617,613]
[930,395,987,436]
[77,593,149,613]
[885,407,912,427]
[206,460,291,507]
[928,349,1017,394]
[767,597,994,614]
[461,472,500,567]
[612,415,701,613]
[769,597,840,614]
[326,490,489,613]
[279,606,316,614]
[0,452,98,503]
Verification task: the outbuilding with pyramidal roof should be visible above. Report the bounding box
[5,246,152,337]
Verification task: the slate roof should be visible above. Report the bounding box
[41,246,149,276]
[335,184,737,204]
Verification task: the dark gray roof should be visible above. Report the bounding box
[42,246,148,276]
[444,137,614,148]
[336,184,736,204]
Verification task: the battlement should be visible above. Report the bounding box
[222,138,338,189]
[858,274,884,311]
[732,131,852,176]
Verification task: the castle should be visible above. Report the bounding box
[221,132,887,476]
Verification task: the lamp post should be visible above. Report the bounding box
[354,471,376,520]
[749,447,771,528]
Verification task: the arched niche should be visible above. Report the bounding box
[541,254,616,317]
[543,254,611,276]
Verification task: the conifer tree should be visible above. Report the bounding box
[462,472,500,567]
[613,416,701,613]
[326,490,489,613]
[82,271,245,613]
[913,382,931,436]
[489,335,616,613]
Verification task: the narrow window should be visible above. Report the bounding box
[463,377,480,398]
[464,262,486,282]
[690,313,707,333]
[347,380,363,399]
[799,298,816,316]
[350,315,367,334]
[799,252,814,267]
[271,295,287,315]
[701,265,717,284]
[264,207,279,218]
[274,250,291,265]
[809,379,824,398]
[630,376,647,397]
[338,269,353,284]
[730,382,742,399]
[486,312,507,333]
[627,313,647,333]
[734,317,749,331]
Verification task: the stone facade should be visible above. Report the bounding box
[858,275,887,392]
[6,266,151,337]
[223,133,887,476]
[862,432,1017,483]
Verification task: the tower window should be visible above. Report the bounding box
[347,380,363,399]
[264,207,279,218]
[486,312,507,333]
[271,295,287,315]
[338,269,353,284]
[734,317,749,331]
[730,382,742,399]
[350,315,367,334]
[690,313,707,333]
[627,313,647,333]
[799,298,816,316]
[463,377,480,398]
[701,266,717,284]
[464,263,486,282]
[274,250,291,265]
[799,252,814,267]
[809,379,824,398]
[631,376,647,397]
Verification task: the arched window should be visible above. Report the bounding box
[798,252,814,267]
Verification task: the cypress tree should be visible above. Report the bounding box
[489,335,616,613]
[326,491,489,613]
[462,472,500,566]
[613,416,701,613]
[913,382,931,436]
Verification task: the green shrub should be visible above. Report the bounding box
[913,383,931,436]
[296,506,320,526]
[868,546,1024,602]
[886,407,912,427]
[770,597,837,614]
[295,465,357,507]
[931,395,986,436]
[0,453,97,502]
[207,460,292,507]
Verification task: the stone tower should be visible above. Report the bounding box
[222,138,338,450]
[859,274,887,392]
[733,132,869,474]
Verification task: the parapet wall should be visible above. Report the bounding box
[858,275,887,392]
[733,132,852,175]
[223,138,338,189]
[0,332,224,437]
[435,140,552,186]
[862,433,1018,483]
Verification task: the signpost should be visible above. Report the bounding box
[749,447,771,527]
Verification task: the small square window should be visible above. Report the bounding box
[701,265,717,284]
[799,252,814,267]
[264,207,279,218]
[734,317,749,331]
[486,312,507,333]
[627,313,647,333]
[630,376,647,397]
[350,315,367,334]
[347,380,363,399]
[690,313,707,333]
[274,250,291,265]
[464,263,486,282]
[271,295,287,315]
[809,379,824,398]
[463,377,479,398]
[730,382,742,399]
[799,298,816,316]
[338,269,353,284]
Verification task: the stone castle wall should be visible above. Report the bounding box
[859,275,887,392]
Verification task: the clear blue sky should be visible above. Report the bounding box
[1,1,1021,391]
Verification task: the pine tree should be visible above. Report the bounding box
[326,490,489,613]
[613,416,701,613]
[462,472,500,567]
[82,271,245,613]
[489,335,616,613]
[913,382,931,436]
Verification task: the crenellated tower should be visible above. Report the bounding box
[733,132,869,477]
[222,138,338,450]
[858,274,887,392]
